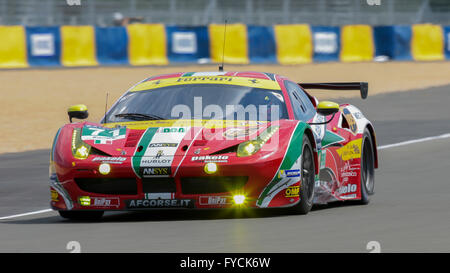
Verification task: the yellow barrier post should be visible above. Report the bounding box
[127,24,168,66]
[0,26,28,68]
[411,24,445,61]
[61,26,98,67]
[274,24,312,65]
[209,23,249,64]
[340,25,374,62]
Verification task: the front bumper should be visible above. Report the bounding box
[50,155,284,211]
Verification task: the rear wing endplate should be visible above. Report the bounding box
[298,82,368,99]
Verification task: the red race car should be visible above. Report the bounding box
[49,71,378,220]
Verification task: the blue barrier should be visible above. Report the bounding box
[25,26,61,66]
[248,25,276,63]
[373,26,412,61]
[311,26,340,62]
[166,26,209,63]
[444,26,450,60]
[95,26,128,65]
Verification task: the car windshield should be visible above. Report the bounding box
[103,84,288,123]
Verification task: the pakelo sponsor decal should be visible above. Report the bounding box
[338,184,357,195]
[337,139,362,161]
[141,167,171,177]
[199,196,230,205]
[92,157,126,164]
[191,155,229,163]
[81,125,126,144]
[126,199,194,209]
[285,186,300,198]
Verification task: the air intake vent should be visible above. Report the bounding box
[142,178,176,193]
[181,176,248,194]
[75,178,138,195]
[125,130,145,147]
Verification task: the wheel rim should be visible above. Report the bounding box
[302,143,315,202]
[362,137,374,193]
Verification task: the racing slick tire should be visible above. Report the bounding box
[291,135,316,215]
[58,210,104,221]
[359,128,375,204]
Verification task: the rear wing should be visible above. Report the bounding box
[298,82,368,99]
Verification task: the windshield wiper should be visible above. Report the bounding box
[114,113,165,121]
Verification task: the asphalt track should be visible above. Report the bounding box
[1,85,450,252]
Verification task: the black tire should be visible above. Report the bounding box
[359,128,375,204]
[58,210,104,221]
[291,135,316,214]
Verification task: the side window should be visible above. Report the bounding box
[284,81,316,121]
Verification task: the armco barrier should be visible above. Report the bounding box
[1,23,449,68]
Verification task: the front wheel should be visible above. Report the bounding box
[58,210,104,221]
[291,135,316,215]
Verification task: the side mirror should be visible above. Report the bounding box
[68,104,89,123]
[317,101,339,116]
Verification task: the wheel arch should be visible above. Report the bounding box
[303,127,320,175]
[365,124,378,169]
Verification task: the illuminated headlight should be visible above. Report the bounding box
[233,195,246,205]
[71,128,91,160]
[79,196,91,206]
[236,126,279,157]
[204,162,218,174]
[243,142,256,154]
[75,146,89,158]
[99,163,111,175]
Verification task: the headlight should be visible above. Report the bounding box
[236,125,279,157]
[71,128,91,160]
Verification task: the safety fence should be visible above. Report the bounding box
[1,23,449,68]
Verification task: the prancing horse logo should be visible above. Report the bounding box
[155,150,163,159]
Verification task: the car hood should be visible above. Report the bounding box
[79,119,276,157]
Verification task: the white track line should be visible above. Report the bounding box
[0,209,53,220]
[2,132,450,221]
[378,133,450,150]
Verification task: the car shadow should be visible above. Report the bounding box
[1,201,366,224]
